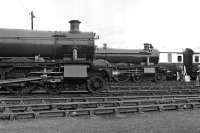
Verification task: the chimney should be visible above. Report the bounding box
[69,20,81,33]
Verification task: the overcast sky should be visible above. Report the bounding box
[0,0,200,52]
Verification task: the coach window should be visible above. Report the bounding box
[177,56,182,62]
[195,56,199,63]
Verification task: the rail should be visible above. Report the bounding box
[1,95,200,120]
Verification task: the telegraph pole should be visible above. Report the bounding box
[30,11,35,30]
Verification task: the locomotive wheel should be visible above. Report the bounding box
[87,74,105,93]
[113,73,131,83]
[4,83,36,95]
[113,63,130,83]
[133,75,142,82]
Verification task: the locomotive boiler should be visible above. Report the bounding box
[96,43,159,65]
[0,20,110,94]
[0,22,94,59]
[95,43,163,82]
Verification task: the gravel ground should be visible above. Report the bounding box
[1,110,200,133]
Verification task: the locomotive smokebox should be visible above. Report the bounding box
[69,20,81,33]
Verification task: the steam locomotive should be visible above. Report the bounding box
[0,20,110,94]
[95,43,166,82]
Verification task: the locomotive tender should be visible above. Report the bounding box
[0,20,110,94]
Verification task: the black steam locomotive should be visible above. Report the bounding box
[0,20,110,94]
[95,43,165,82]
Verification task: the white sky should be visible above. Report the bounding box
[0,0,200,52]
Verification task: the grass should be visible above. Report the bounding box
[0,110,200,133]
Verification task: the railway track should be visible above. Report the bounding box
[1,94,200,120]
[110,81,200,89]
[1,88,200,98]
[0,81,200,120]
[0,94,200,104]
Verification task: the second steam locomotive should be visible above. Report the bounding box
[95,43,166,82]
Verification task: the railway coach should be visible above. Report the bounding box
[159,48,200,80]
